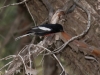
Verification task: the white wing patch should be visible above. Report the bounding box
[38,27,51,31]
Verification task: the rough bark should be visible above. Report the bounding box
[25,0,100,75]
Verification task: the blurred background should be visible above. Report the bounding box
[0,0,37,72]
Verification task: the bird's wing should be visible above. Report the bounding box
[38,27,51,31]
[32,26,51,32]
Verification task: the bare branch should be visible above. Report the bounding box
[25,2,37,26]
[0,55,16,61]
[37,45,67,75]
[42,0,54,21]
[3,36,52,75]
[66,0,79,14]
[27,44,32,69]
[0,0,27,10]
[15,33,35,41]
[0,61,13,71]
[18,55,27,72]
[85,56,98,62]
[62,0,74,12]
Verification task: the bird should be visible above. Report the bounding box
[15,24,63,40]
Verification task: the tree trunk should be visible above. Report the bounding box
[25,0,100,75]
[26,0,100,75]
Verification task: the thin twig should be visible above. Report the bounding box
[15,33,35,41]
[42,0,54,20]
[3,36,51,75]
[0,55,16,61]
[0,61,13,71]
[0,0,7,15]
[39,52,45,65]
[85,56,98,63]
[28,44,32,69]
[18,45,28,55]
[25,44,34,75]
[25,2,37,26]
[0,0,27,10]
[37,45,66,75]
[66,0,80,14]
[15,23,32,33]
[18,55,27,72]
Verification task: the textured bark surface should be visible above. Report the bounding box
[26,0,100,75]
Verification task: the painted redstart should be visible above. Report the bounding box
[15,24,63,40]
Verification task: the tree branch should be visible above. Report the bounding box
[25,1,37,26]
[0,0,27,10]
[42,0,54,21]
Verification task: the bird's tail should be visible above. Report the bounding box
[15,33,34,41]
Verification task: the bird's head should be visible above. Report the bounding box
[55,24,64,32]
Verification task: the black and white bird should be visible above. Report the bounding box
[15,24,63,40]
